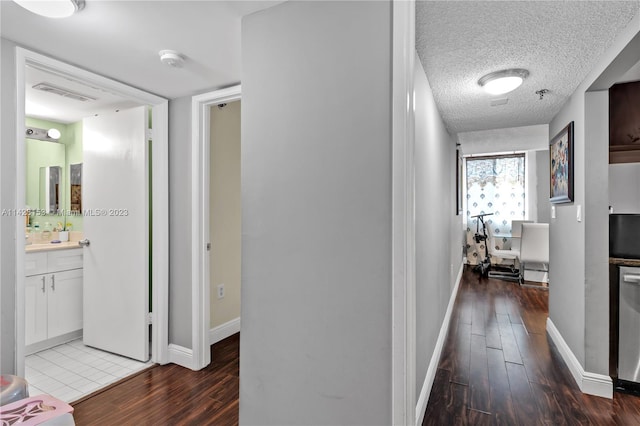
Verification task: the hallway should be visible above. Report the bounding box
[423,267,640,425]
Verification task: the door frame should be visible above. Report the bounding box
[191,85,241,370]
[15,48,170,375]
[392,0,416,424]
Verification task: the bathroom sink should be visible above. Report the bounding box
[610,214,640,259]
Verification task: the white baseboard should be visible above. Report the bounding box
[209,317,241,345]
[416,261,464,425]
[168,344,194,369]
[546,318,613,399]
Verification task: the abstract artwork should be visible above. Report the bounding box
[549,122,574,204]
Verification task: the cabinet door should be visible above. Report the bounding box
[47,269,83,339]
[25,274,48,346]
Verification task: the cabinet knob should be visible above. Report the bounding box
[51,275,55,291]
[41,276,45,293]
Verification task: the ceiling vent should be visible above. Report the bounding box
[490,98,509,107]
[32,82,96,102]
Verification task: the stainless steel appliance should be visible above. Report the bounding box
[619,266,640,383]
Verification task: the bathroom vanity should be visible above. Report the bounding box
[25,246,83,355]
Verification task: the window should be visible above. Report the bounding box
[465,154,526,264]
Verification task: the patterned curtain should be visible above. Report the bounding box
[465,154,526,265]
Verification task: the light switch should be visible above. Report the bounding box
[577,204,582,222]
[551,205,556,219]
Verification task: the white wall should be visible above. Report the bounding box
[168,95,192,349]
[536,150,551,223]
[549,12,640,378]
[610,163,640,213]
[1,37,18,373]
[584,90,610,374]
[458,124,549,155]
[414,54,461,399]
[240,1,393,424]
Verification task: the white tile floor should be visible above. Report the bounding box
[25,339,152,403]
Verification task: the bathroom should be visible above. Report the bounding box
[22,64,152,403]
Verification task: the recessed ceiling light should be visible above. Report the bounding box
[13,0,85,18]
[478,69,529,95]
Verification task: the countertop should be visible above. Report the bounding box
[26,241,83,253]
[610,257,640,267]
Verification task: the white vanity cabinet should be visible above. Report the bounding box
[25,248,83,353]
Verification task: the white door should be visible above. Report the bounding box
[82,106,150,361]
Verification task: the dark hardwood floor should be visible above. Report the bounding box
[71,333,239,425]
[423,267,640,425]
[70,268,640,425]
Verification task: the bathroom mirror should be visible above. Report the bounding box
[26,136,65,214]
[39,165,62,214]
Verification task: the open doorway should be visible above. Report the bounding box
[191,86,241,370]
[208,100,242,344]
[15,48,169,402]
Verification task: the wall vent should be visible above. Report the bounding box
[32,82,96,102]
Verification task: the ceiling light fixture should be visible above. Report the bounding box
[13,0,85,18]
[478,69,529,95]
[159,50,185,68]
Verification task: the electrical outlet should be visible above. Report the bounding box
[217,284,225,299]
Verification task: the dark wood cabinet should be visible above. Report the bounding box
[610,80,640,164]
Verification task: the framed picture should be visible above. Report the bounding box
[456,148,463,215]
[549,121,574,204]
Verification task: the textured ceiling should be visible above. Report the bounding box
[416,1,640,134]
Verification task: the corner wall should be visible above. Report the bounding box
[168,96,192,349]
[548,10,640,386]
[240,1,393,423]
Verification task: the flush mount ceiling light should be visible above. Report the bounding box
[159,50,185,68]
[13,0,85,18]
[478,69,529,96]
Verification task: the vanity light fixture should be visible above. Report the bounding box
[25,127,62,142]
[478,69,529,96]
[13,0,85,18]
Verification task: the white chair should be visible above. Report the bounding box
[519,223,549,286]
[486,224,520,281]
[511,220,534,239]
[509,219,533,261]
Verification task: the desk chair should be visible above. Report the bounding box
[519,223,549,286]
[486,224,520,282]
